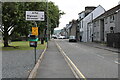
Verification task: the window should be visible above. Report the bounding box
[110,15,114,23]
[96,21,99,26]
[113,16,114,20]
[110,27,114,33]
[97,32,99,38]
[94,21,99,27]
[105,17,108,24]
[94,21,97,27]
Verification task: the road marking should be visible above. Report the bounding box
[97,54,104,59]
[64,53,79,79]
[69,43,79,48]
[113,53,118,55]
[76,46,78,48]
[114,61,120,64]
[55,41,86,80]
[66,55,86,79]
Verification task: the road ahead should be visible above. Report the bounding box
[36,39,118,79]
[55,39,118,78]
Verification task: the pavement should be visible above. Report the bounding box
[78,42,120,53]
[36,40,75,78]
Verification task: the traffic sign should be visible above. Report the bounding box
[26,11,44,21]
[32,27,38,36]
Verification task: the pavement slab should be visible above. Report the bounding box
[36,40,75,78]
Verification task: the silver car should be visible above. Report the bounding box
[69,36,77,42]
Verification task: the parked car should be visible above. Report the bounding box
[69,36,76,42]
[52,35,58,39]
[58,36,65,39]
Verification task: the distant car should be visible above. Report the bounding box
[52,35,57,39]
[69,36,77,42]
[58,36,65,39]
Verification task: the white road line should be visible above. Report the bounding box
[97,54,104,59]
[113,53,118,55]
[114,61,120,64]
[69,43,79,48]
[76,46,78,48]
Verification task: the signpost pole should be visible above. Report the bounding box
[26,10,44,65]
[35,21,37,65]
[34,21,37,27]
[34,47,36,65]
[47,0,49,48]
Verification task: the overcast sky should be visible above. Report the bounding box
[48,0,120,30]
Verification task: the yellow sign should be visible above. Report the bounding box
[32,27,38,36]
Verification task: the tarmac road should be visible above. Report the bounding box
[2,49,43,78]
[56,39,118,78]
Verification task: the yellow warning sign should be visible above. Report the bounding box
[32,27,38,36]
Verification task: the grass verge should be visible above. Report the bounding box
[1,41,46,51]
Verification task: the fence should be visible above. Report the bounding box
[107,33,120,48]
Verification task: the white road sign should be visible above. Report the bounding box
[26,11,44,21]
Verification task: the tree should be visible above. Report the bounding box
[47,1,65,35]
[1,2,64,47]
[1,2,20,47]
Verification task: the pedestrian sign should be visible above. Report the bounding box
[32,27,38,36]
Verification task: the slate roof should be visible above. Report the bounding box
[93,4,120,21]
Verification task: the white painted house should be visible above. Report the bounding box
[80,5,105,42]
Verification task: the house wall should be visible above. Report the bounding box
[93,9,120,43]
[93,20,101,41]
[82,5,105,42]
[100,19,104,42]
[115,10,120,33]
[79,12,85,42]
[66,23,72,38]
[79,20,84,37]
[93,14,116,42]
[70,21,77,36]
[104,14,115,42]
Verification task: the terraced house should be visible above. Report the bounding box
[93,4,120,43]
[79,5,105,42]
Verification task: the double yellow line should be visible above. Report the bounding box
[55,41,86,80]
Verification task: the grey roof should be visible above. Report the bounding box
[93,4,120,21]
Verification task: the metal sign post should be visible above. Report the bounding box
[29,36,38,65]
[34,47,36,64]
[26,11,44,65]
[47,0,49,48]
